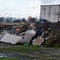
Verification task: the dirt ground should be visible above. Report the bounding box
[0,43,60,60]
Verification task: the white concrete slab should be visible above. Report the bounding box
[0,33,22,44]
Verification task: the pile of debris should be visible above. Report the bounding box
[0,18,59,46]
[0,29,44,45]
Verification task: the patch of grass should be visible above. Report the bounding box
[0,45,60,60]
[0,58,19,60]
[0,45,40,53]
[47,59,57,60]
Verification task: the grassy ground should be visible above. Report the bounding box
[0,45,60,60]
[0,58,19,60]
[0,45,40,52]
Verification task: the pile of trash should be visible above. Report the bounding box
[0,19,54,46]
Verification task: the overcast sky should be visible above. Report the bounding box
[0,0,59,18]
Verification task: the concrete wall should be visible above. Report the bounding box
[40,5,60,22]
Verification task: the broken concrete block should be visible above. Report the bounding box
[32,37,44,46]
[19,30,36,44]
[0,33,22,44]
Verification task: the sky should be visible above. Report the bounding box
[0,0,60,18]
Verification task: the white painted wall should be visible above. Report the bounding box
[40,5,60,22]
